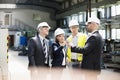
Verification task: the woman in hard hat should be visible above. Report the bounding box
[51,28,66,67]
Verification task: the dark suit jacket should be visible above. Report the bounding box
[28,35,49,67]
[51,42,65,67]
[71,31,103,70]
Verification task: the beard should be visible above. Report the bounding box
[87,28,92,33]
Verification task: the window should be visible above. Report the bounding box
[99,30,105,39]
[63,19,67,26]
[111,5,116,16]
[87,9,97,18]
[67,16,72,22]
[111,4,120,16]
[4,14,10,25]
[66,16,72,26]
[116,4,120,15]
[116,29,120,39]
[112,29,116,39]
[0,13,3,25]
[71,14,78,21]
[105,7,111,19]
[82,12,86,22]
[112,29,120,39]
[98,8,105,18]
[79,13,83,22]
[33,14,41,21]
[91,9,97,17]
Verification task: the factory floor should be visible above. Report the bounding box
[8,50,120,80]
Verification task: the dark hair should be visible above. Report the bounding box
[55,36,59,43]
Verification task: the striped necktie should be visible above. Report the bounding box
[43,39,47,54]
[43,39,47,63]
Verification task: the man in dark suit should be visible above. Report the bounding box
[67,17,103,71]
[28,22,50,68]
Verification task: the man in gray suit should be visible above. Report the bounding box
[28,22,50,68]
[68,17,103,71]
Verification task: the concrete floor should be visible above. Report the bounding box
[8,50,120,80]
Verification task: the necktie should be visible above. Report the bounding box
[43,39,46,55]
[43,39,47,63]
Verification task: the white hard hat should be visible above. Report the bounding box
[54,28,65,37]
[69,20,79,27]
[86,17,100,25]
[37,22,51,30]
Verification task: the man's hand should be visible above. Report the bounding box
[66,41,72,48]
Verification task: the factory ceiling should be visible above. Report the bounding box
[0,0,66,11]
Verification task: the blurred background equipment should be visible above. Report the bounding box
[0,28,8,80]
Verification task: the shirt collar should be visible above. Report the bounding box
[72,33,79,38]
[39,34,45,41]
[88,30,98,37]
[91,30,98,34]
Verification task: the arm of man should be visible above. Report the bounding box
[28,39,36,67]
[71,36,97,55]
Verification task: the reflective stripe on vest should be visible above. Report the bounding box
[67,33,87,62]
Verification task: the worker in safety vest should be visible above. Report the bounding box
[66,20,87,68]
